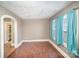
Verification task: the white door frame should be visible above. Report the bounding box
[0,15,18,58]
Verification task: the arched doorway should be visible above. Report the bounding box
[1,15,18,58]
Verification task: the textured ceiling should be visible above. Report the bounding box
[0,1,72,20]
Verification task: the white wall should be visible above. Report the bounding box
[0,6,23,57]
[22,19,50,40]
[52,2,79,19]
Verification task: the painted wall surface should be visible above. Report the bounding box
[52,2,79,19]
[0,6,23,57]
[22,19,50,40]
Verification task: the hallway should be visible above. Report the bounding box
[8,42,64,58]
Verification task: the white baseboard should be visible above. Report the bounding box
[17,39,49,48]
[22,39,49,42]
[49,40,70,58]
[16,39,70,58]
[16,41,23,48]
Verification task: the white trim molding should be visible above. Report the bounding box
[16,39,70,58]
[17,39,50,48]
[22,39,49,42]
[0,15,18,58]
[49,40,70,58]
[16,41,23,48]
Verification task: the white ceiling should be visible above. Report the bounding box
[0,1,72,19]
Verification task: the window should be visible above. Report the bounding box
[52,20,56,40]
[63,14,67,48]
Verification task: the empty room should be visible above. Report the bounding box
[0,1,79,58]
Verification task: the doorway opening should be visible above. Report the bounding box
[1,15,18,58]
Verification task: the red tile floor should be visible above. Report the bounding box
[8,41,64,58]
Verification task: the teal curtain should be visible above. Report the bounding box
[67,9,78,56]
[56,16,63,45]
